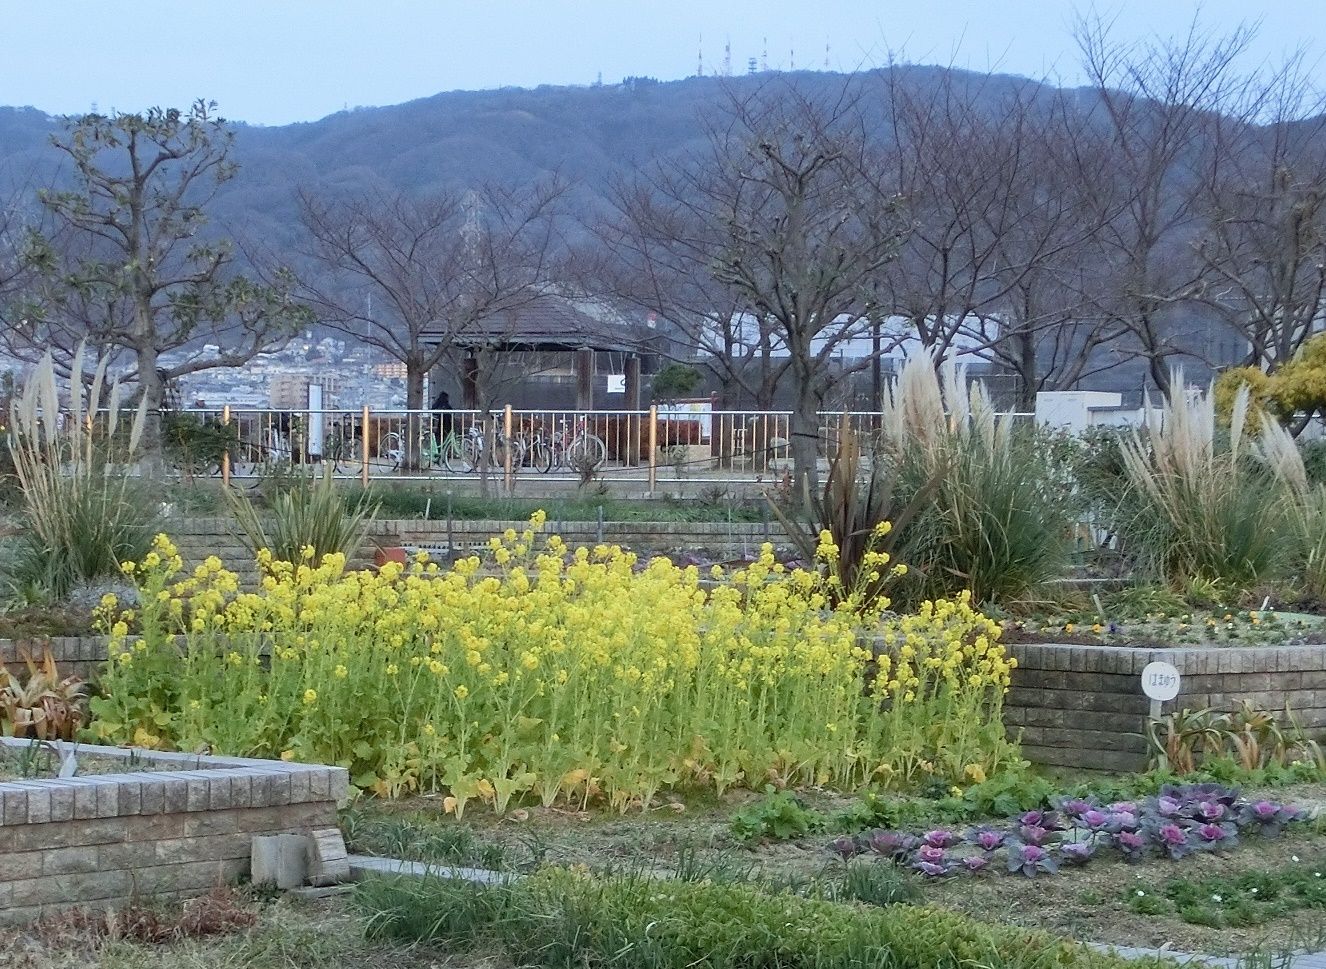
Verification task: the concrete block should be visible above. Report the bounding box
[307,827,351,886]
[251,833,308,890]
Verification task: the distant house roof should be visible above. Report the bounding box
[430,297,651,354]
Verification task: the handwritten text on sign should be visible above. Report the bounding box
[1141,661,1181,702]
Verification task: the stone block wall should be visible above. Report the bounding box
[0,740,348,924]
[168,516,783,582]
[1004,643,1326,772]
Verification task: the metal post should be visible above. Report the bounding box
[361,405,371,488]
[221,405,231,487]
[648,405,658,495]
[503,404,514,495]
[597,504,604,545]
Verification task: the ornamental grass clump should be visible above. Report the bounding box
[874,353,1073,606]
[90,517,1019,814]
[7,346,154,600]
[1117,380,1294,588]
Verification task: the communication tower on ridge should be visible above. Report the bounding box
[697,35,704,76]
[723,37,731,76]
[761,38,768,71]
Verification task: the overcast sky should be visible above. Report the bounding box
[2,1,1320,125]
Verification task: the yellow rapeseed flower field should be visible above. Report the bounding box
[90,520,1019,815]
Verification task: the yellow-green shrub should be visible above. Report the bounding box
[91,519,1018,813]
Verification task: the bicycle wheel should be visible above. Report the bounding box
[568,433,607,471]
[378,433,403,471]
[461,436,484,472]
[441,435,467,474]
[530,440,553,473]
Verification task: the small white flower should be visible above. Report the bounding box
[1250,888,1259,894]
[1136,890,1146,897]
[1316,872,1323,878]
[1211,895,1223,903]
[1292,855,1301,863]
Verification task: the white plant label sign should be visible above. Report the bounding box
[1141,661,1181,702]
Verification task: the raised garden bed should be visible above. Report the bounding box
[0,737,348,925]
[1005,642,1326,772]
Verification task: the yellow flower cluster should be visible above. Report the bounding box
[90,517,1017,814]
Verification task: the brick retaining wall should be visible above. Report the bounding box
[1005,643,1326,773]
[0,637,107,684]
[0,739,348,924]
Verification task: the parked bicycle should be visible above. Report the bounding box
[378,425,470,473]
[548,416,606,472]
[324,413,362,473]
[458,419,525,472]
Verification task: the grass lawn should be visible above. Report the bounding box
[343,780,1326,957]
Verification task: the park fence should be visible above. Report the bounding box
[179,405,1034,492]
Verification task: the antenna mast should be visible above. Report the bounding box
[697,34,704,76]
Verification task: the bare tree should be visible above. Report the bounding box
[1192,59,1326,371]
[881,69,1070,363]
[954,88,1133,408]
[1073,16,1259,394]
[296,180,564,466]
[9,101,311,455]
[596,77,908,492]
[589,181,790,409]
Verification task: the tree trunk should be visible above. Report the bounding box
[136,346,164,473]
[1016,327,1038,413]
[789,381,822,502]
[405,363,426,471]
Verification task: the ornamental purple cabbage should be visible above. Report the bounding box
[1156,796,1182,817]
[1082,810,1110,830]
[1115,830,1149,862]
[1006,842,1058,877]
[1059,841,1095,865]
[1107,812,1140,833]
[963,855,990,872]
[914,861,948,877]
[1237,801,1306,838]
[1153,822,1194,859]
[1057,798,1094,818]
[865,830,918,860]
[917,845,947,865]
[1018,824,1051,846]
[922,829,959,849]
[967,828,1005,852]
[1019,810,1064,831]
[1194,822,1238,850]
[830,836,859,859]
